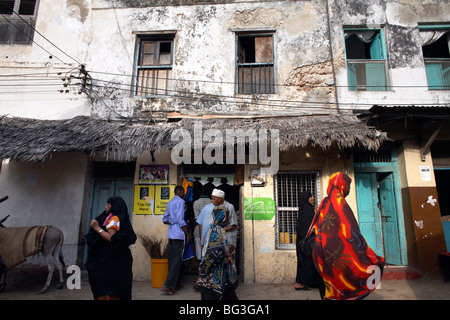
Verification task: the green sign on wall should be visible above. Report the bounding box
[244,197,276,220]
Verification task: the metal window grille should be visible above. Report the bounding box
[274,171,320,249]
[135,37,173,97]
[237,34,275,94]
[353,149,392,163]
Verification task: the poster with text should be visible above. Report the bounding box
[133,185,155,215]
[154,185,176,215]
[243,197,276,220]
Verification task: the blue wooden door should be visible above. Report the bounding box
[84,179,134,263]
[89,179,134,221]
[355,173,384,256]
[379,174,401,265]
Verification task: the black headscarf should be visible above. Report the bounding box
[85,196,137,300]
[296,191,316,239]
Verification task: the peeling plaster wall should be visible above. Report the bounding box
[86,0,336,119]
[0,1,92,119]
[2,0,449,119]
[328,0,450,113]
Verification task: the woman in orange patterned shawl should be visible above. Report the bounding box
[312,172,384,300]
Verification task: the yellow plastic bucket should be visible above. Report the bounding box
[151,258,169,288]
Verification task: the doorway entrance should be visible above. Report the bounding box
[83,161,135,264]
[353,148,406,266]
[183,164,242,274]
[355,172,401,265]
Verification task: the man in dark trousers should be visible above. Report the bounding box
[161,186,189,295]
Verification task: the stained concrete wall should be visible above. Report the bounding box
[0,1,91,119]
[397,141,446,276]
[86,0,337,119]
[0,153,89,265]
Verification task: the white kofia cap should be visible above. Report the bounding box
[211,189,225,198]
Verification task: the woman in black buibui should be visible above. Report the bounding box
[86,196,137,300]
[294,191,316,291]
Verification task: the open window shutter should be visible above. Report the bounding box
[369,32,383,59]
[255,36,273,63]
[425,63,444,89]
[366,63,387,91]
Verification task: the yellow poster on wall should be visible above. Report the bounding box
[154,185,175,215]
[133,185,155,215]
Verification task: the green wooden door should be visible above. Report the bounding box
[355,173,384,256]
[379,174,401,265]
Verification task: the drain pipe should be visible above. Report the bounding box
[251,185,256,284]
[325,0,340,114]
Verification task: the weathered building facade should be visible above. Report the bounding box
[0,0,449,284]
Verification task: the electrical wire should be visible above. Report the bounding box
[86,77,449,110]
[87,68,443,89]
[0,2,79,66]
[1,68,448,111]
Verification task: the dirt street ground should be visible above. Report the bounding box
[0,265,449,301]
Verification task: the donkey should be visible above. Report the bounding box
[0,209,66,294]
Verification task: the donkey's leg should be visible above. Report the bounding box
[0,271,7,292]
[53,242,64,289]
[40,253,56,294]
[40,226,65,293]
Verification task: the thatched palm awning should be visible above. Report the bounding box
[0,114,387,162]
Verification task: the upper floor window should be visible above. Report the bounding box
[0,0,38,45]
[134,34,174,97]
[344,29,388,91]
[236,32,275,94]
[419,25,450,90]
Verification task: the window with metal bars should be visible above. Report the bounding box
[274,171,320,249]
[236,33,275,94]
[353,149,392,163]
[134,34,174,97]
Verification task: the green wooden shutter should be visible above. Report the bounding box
[366,63,387,91]
[347,63,358,91]
[369,32,383,59]
[425,63,444,90]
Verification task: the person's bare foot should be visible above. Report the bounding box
[294,282,311,291]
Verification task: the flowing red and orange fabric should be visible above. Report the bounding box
[312,172,384,300]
